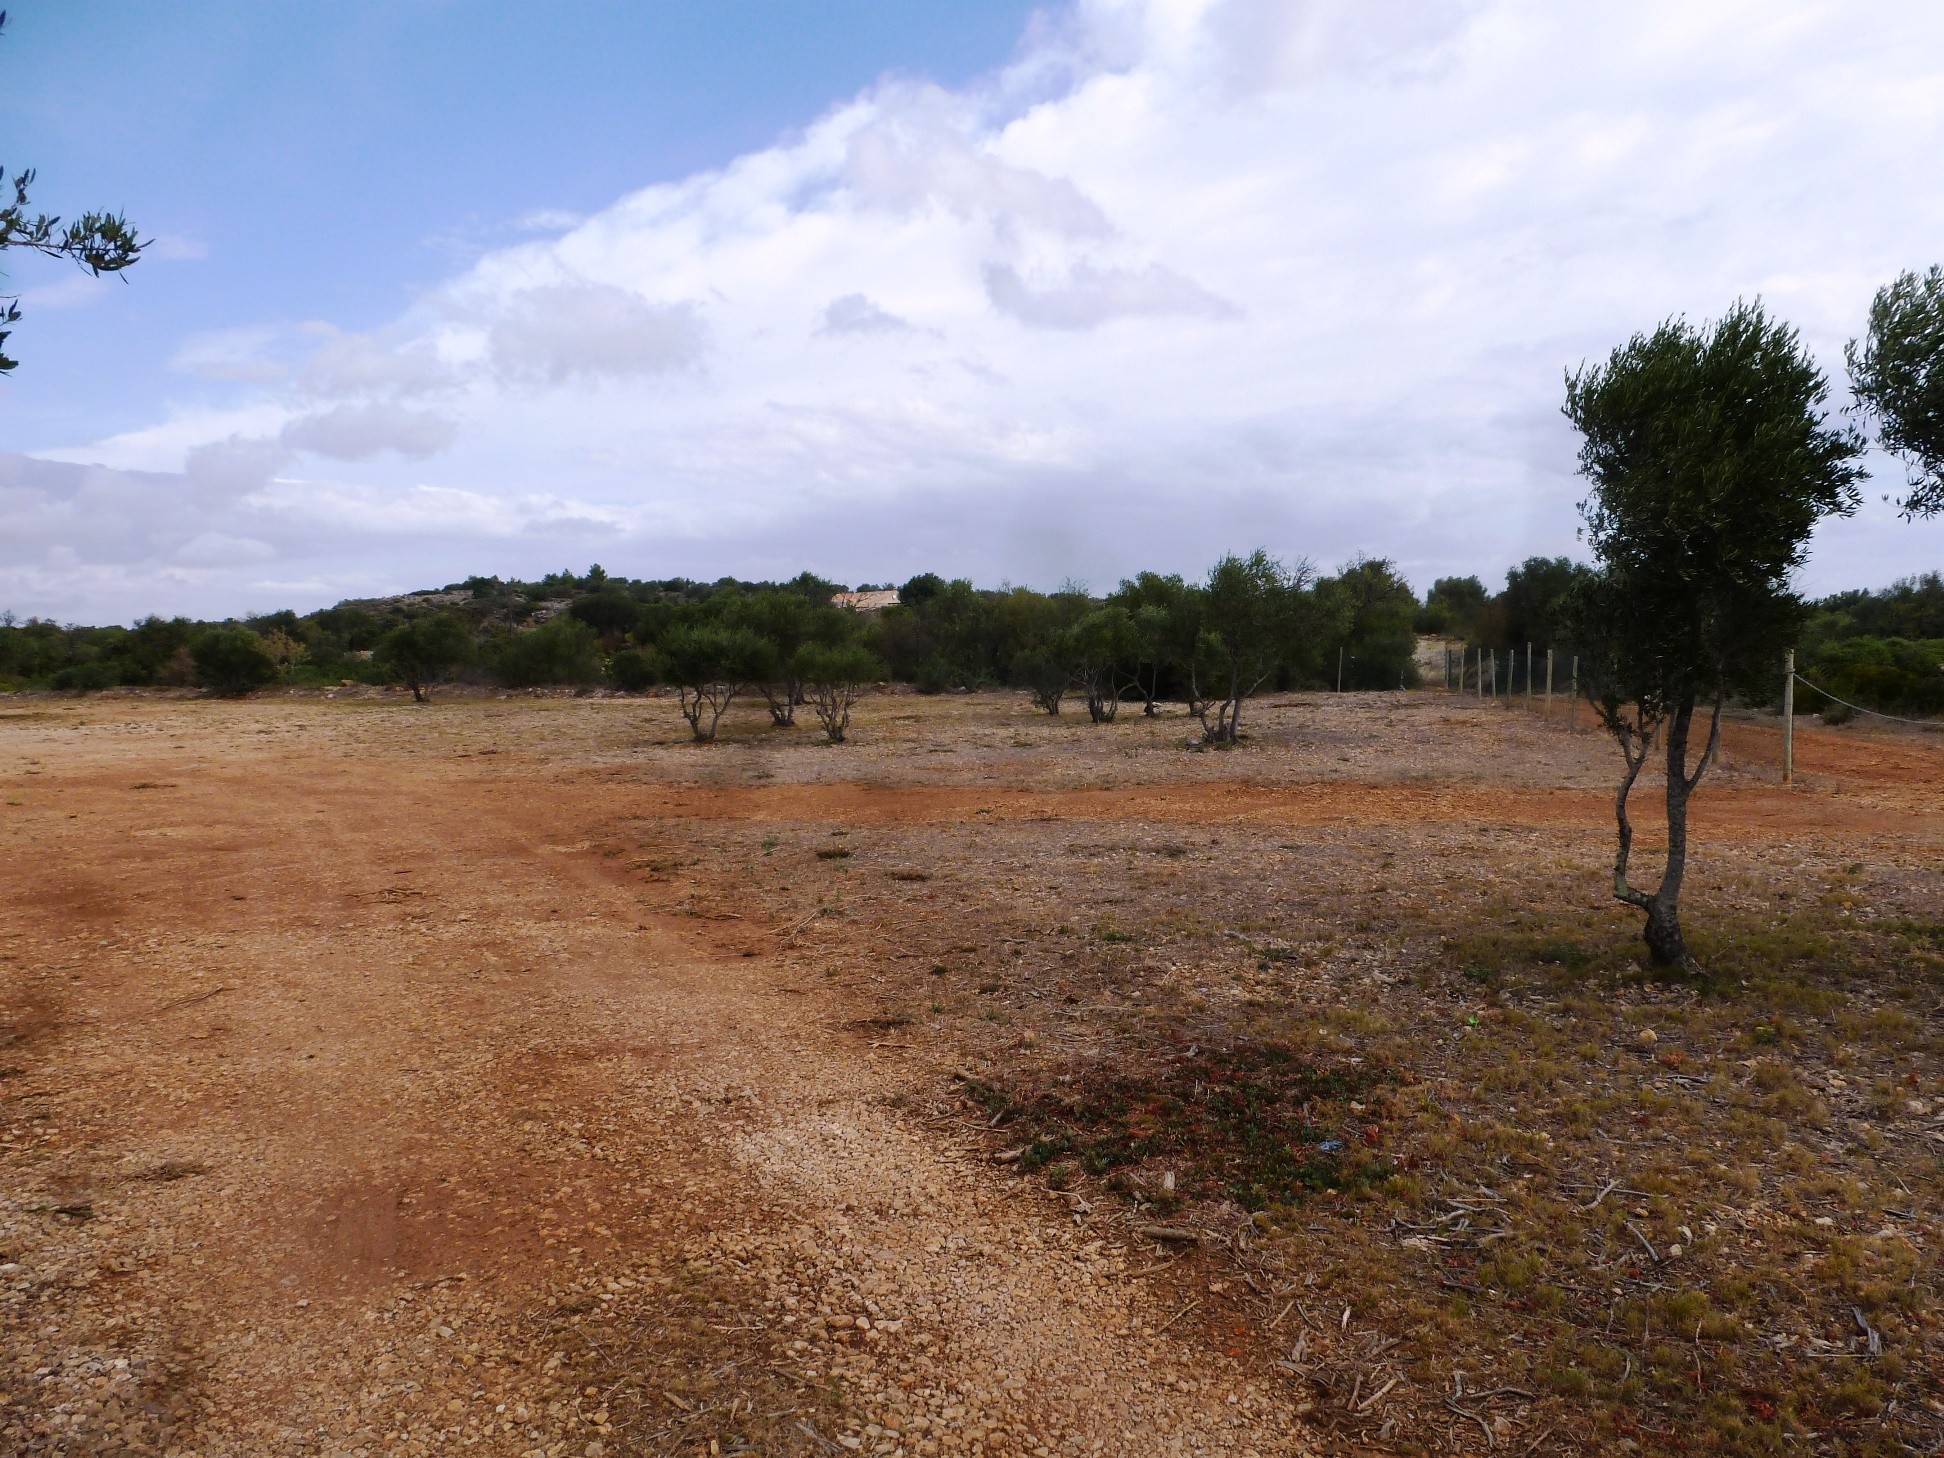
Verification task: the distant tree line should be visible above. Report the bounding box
[2,554,1933,726]
[0,554,1414,729]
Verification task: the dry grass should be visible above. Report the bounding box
[614,690,1944,1456]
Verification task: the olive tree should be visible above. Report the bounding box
[1565,301,1863,969]
[661,622,770,742]
[796,642,883,744]
[1070,606,1138,723]
[1108,572,1194,715]
[739,589,819,726]
[1191,550,1311,745]
[190,627,277,696]
[1847,265,1944,519]
[376,613,473,703]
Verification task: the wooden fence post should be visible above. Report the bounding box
[1782,649,1795,785]
[1545,648,1554,714]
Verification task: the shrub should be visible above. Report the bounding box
[913,656,955,695]
[50,660,120,691]
[796,642,884,743]
[191,628,279,696]
[491,617,603,688]
[607,647,660,693]
[661,623,772,741]
[376,613,475,702]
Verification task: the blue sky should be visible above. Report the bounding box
[4,0,1943,623]
[2,1,1039,443]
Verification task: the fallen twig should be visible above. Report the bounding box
[146,985,231,1018]
[1623,1219,1659,1263]
[1576,1179,1619,1212]
[1155,1297,1202,1335]
[776,907,827,944]
[1853,1306,1882,1357]
[1135,1224,1202,1243]
[1355,1375,1399,1413]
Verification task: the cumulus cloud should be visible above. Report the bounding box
[16,0,1944,619]
[819,294,915,336]
[1195,0,1478,92]
[842,112,1112,236]
[983,261,1239,329]
[174,532,277,565]
[515,208,587,233]
[299,328,456,400]
[486,283,706,384]
[281,404,457,461]
[171,325,294,383]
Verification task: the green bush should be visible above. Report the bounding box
[913,656,955,695]
[608,647,660,693]
[375,613,475,702]
[50,660,120,691]
[191,628,279,696]
[1796,634,1944,718]
[491,617,603,688]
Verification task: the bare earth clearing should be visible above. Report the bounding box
[2,690,1940,1458]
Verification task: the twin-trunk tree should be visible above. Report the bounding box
[1565,300,1863,970]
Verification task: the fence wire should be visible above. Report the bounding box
[1792,673,1942,729]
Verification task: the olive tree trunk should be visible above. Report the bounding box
[1612,694,1721,971]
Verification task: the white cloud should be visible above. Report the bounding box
[819,294,916,336]
[146,233,210,262]
[17,273,115,311]
[18,0,1944,619]
[298,326,457,400]
[485,282,706,384]
[983,260,1238,328]
[514,208,587,233]
[281,404,457,461]
[175,532,276,565]
[171,325,294,383]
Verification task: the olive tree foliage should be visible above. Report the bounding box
[376,613,474,703]
[1564,301,1863,970]
[1847,265,1944,519]
[796,642,884,744]
[190,627,278,696]
[1006,589,1087,716]
[661,622,771,742]
[739,589,823,727]
[1190,551,1312,745]
[0,13,143,373]
[1070,606,1139,723]
[1108,572,1194,715]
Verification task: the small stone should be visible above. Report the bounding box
[1636,1029,1657,1048]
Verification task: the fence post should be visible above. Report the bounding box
[1545,647,1554,715]
[1782,648,1795,785]
[1337,647,1344,693]
[1569,655,1578,729]
[1525,642,1533,708]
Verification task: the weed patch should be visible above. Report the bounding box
[962,1040,1392,1210]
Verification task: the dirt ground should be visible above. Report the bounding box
[1,688,1939,1458]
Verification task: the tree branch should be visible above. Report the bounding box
[1682,694,1724,794]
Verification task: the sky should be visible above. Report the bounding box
[3,0,1942,625]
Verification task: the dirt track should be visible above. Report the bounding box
[1,691,1938,1457]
